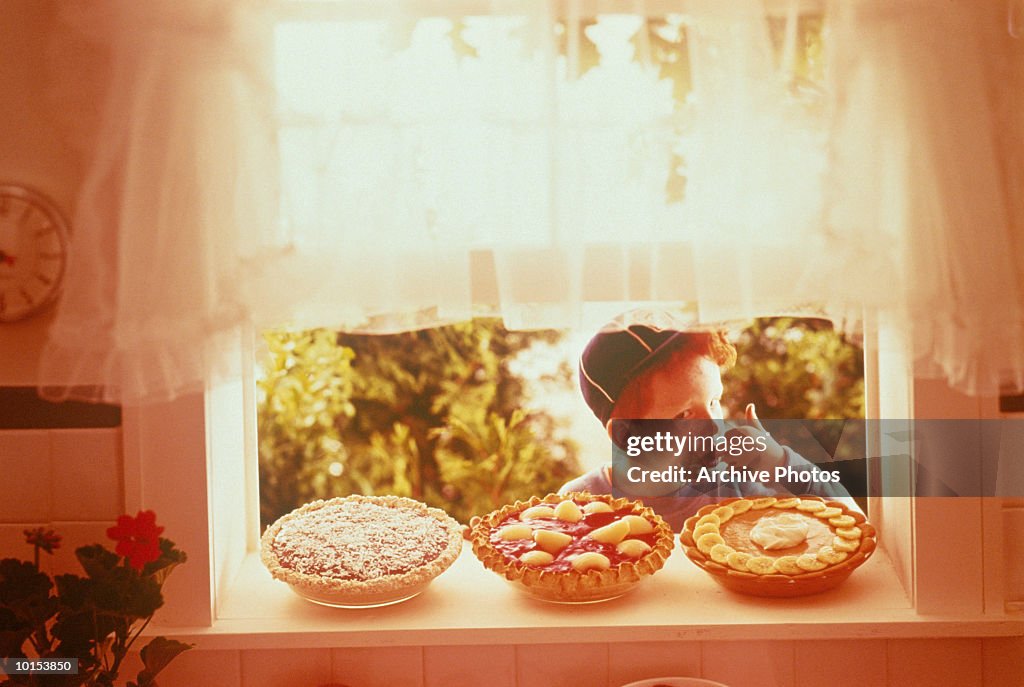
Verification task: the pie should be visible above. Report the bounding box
[679,496,876,597]
[261,495,463,607]
[469,492,674,603]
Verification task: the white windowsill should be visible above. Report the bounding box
[150,543,1023,650]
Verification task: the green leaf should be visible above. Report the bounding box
[136,636,193,685]
[50,607,120,660]
[141,539,187,585]
[91,567,163,620]
[54,574,92,610]
[75,545,120,579]
[0,608,32,659]
[0,559,57,632]
[0,559,52,606]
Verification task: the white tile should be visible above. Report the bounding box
[609,641,702,686]
[887,638,982,687]
[0,430,52,521]
[116,649,227,687]
[423,645,515,687]
[160,648,241,687]
[332,646,423,687]
[47,521,116,576]
[519,643,608,686]
[242,648,331,687]
[983,636,1024,686]
[50,429,123,521]
[0,523,39,560]
[86,649,186,687]
[702,641,795,687]
[794,639,886,687]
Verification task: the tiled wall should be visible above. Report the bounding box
[0,427,124,577]
[118,638,1024,687]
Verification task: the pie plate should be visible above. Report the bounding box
[261,495,463,609]
[470,492,674,604]
[286,579,433,609]
[619,679,730,687]
[679,495,876,598]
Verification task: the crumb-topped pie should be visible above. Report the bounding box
[469,492,673,603]
[261,495,463,608]
[680,496,876,597]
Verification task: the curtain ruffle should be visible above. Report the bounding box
[38,0,278,404]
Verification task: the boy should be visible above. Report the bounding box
[559,310,853,531]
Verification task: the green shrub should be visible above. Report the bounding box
[257,320,580,526]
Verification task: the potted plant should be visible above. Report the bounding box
[0,511,192,686]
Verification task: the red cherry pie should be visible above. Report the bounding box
[469,492,673,603]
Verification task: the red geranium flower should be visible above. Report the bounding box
[107,510,164,571]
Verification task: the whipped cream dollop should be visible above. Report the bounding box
[749,512,809,550]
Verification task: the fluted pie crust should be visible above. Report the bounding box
[261,495,463,607]
[469,492,674,603]
[680,496,876,597]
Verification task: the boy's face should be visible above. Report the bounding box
[609,348,726,482]
[613,348,725,423]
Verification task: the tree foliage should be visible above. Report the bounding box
[258,320,581,526]
[723,317,864,421]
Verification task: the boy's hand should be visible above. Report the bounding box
[718,403,786,472]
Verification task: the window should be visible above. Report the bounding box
[114,1,1016,640]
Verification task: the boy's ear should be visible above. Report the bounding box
[605,418,615,439]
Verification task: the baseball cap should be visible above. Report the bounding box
[578,309,702,425]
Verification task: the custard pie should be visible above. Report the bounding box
[261,495,463,608]
[469,492,674,603]
[680,496,876,597]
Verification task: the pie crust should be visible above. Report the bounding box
[261,495,463,608]
[679,496,876,597]
[469,492,674,603]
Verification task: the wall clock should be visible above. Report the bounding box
[0,185,70,322]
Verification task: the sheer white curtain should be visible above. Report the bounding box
[258,4,691,331]
[39,0,1024,404]
[249,0,833,329]
[39,0,279,404]
[822,0,1024,396]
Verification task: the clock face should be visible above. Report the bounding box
[0,185,70,322]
